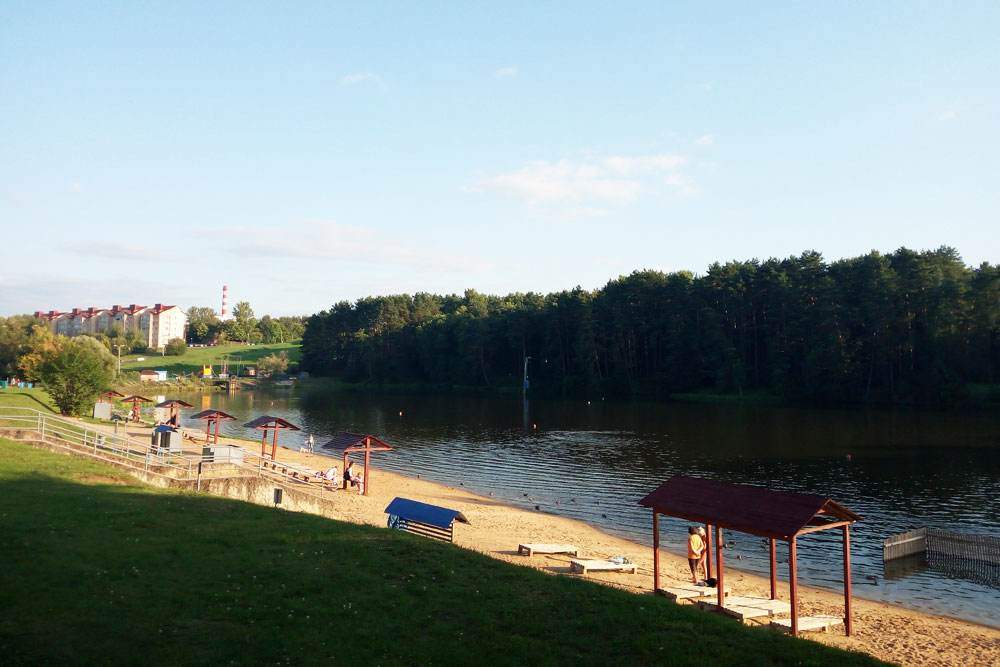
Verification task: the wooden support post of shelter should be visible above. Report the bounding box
[120,395,153,421]
[243,416,301,461]
[155,399,194,426]
[190,409,238,445]
[639,475,861,638]
[320,432,392,496]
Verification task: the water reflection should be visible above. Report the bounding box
[175,386,1000,627]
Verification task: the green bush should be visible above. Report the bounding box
[164,338,187,356]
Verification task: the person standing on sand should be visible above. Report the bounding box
[687,526,705,583]
[697,526,708,581]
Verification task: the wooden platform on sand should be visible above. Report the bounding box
[518,543,579,557]
[569,559,637,574]
[770,615,844,633]
[695,595,791,620]
[658,584,730,601]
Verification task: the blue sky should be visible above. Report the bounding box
[2,2,997,317]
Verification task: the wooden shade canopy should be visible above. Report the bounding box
[119,395,154,421]
[190,409,238,445]
[320,432,392,495]
[155,399,194,426]
[99,390,125,403]
[243,416,301,460]
[638,475,861,637]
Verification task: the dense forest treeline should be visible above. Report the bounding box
[301,247,1000,405]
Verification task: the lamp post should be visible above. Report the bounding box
[113,343,124,377]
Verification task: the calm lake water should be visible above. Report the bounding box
[172,386,1000,627]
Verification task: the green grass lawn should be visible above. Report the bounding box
[0,387,57,413]
[119,341,301,376]
[0,438,887,667]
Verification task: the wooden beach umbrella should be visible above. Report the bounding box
[638,475,861,638]
[243,416,301,460]
[190,409,238,445]
[119,395,153,421]
[155,399,194,426]
[320,432,392,496]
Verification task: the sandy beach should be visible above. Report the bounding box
[101,423,1000,666]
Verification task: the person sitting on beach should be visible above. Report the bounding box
[344,461,361,489]
[354,472,364,494]
[687,526,705,584]
[315,466,337,481]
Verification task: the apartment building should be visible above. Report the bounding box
[35,302,186,349]
[139,304,186,348]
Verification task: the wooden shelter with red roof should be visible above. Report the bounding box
[99,390,125,404]
[190,409,238,445]
[638,476,861,637]
[320,432,392,496]
[119,395,153,421]
[243,416,301,460]
[155,399,194,426]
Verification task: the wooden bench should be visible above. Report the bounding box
[518,543,579,557]
[569,559,637,574]
[658,584,730,601]
[696,595,791,620]
[385,497,469,544]
[770,615,844,633]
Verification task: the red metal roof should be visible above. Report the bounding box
[190,409,238,421]
[119,395,154,403]
[320,432,392,452]
[638,475,861,541]
[243,416,301,431]
[155,399,194,408]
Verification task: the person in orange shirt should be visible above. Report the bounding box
[687,526,705,583]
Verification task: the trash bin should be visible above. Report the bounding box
[0,380,8,389]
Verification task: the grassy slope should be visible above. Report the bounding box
[119,342,302,376]
[0,439,887,667]
[0,388,57,413]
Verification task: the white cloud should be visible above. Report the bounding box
[69,241,160,258]
[68,181,84,193]
[342,72,388,92]
[494,67,517,79]
[206,220,490,273]
[477,153,690,205]
[0,272,172,314]
[603,154,685,175]
[695,134,715,146]
[939,110,957,121]
[479,160,640,203]
[664,173,697,196]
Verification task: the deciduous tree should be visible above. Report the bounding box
[37,336,116,416]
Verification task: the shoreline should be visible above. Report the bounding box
[269,443,999,667]
[303,445,995,629]
[94,420,1000,665]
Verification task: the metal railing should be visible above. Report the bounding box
[1,407,346,500]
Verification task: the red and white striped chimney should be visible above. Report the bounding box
[222,285,228,319]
